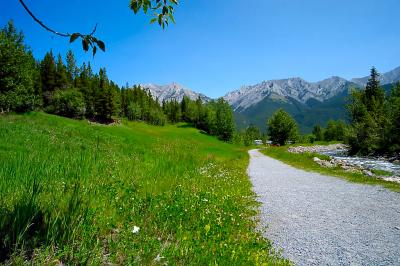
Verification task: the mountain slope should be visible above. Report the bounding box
[351,66,400,86]
[229,66,400,133]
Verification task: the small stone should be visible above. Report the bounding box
[313,157,321,162]
[363,170,374,177]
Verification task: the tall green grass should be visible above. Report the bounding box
[0,113,288,265]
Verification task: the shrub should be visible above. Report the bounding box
[48,89,86,118]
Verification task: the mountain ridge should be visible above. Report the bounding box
[141,66,400,133]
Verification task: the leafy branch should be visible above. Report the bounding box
[18,0,105,56]
[18,0,179,56]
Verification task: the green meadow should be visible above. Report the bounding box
[0,112,287,265]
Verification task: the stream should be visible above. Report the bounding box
[321,149,400,176]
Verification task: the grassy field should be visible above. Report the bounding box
[0,112,288,265]
[261,146,400,192]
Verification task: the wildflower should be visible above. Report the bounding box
[154,254,165,262]
[132,226,140,234]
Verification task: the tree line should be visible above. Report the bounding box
[347,68,400,156]
[245,67,400,157]
[0,21,236,141]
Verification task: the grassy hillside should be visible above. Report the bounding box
[0,113,287,265]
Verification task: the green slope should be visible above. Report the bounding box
[0,113,287,265]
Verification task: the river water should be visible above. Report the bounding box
[321,149,400,175]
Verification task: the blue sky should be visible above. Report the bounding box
[2,0,400,98]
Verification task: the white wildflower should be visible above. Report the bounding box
[132,226,140,234]
[154,254,165,262]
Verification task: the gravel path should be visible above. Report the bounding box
[248,149,400,266]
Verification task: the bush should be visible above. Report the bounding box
[126,102,142,121]
[47,89,86,119]
[267,109,298,145]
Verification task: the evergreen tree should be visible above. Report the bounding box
[312,124,323,141]
[40,51,56,105]
[324,120,346,141]
[55,53,69,90]
[386,83,400,153]
[0,20,38,112]
[348,67,386,155]
[66,50,78,84]
[94,68,114,121]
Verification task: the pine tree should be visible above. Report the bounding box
[312,125,323,141]
[55,53,69,90]
[40,51,56,105]
[0,20,38,112]
[386,83,400,153]
[66,50,78,84]
[348,67,386,155]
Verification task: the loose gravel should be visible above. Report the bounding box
[248,149,400,266]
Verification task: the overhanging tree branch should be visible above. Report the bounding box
[17,0,179,56]
[18,0,104,55]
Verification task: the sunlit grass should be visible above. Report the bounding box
[0,112,288,265]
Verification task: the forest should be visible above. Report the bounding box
[0,21,236,142]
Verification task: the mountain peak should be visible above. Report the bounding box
[351,66,400,86]
[141,83,211,103]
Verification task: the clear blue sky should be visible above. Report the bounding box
[2,0,400,98]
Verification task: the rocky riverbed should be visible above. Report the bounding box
[288,144,400,183]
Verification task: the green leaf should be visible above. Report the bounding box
[82,39,89,52]
[150,18,157,24]
[92,46,97,57]
[69,33,80,43]
[97,40,106,52]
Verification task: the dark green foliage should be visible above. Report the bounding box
[93,68,116,122]
[385,82,400,154]
[130,0,178,29]
[312,124,323,141]
[323,120,346,141]
[267,109,298,145]
[1,21,236,140]
[66,50,78,83]
[234,87,351,134]
[214,98,236,141]
[55,53,69,90]
[47,89,86,118]
[163,99,181,123]
[40,51,57,105]
[121,85,166,125]
[0,21,38,112]
[243,124,261,146]
[347,68,387,155]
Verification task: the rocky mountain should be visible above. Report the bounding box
[141,82,211,103]
[224,76,351,112]
[225,66,400,133]
[351,66,400,87]
[142,66,400,133]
